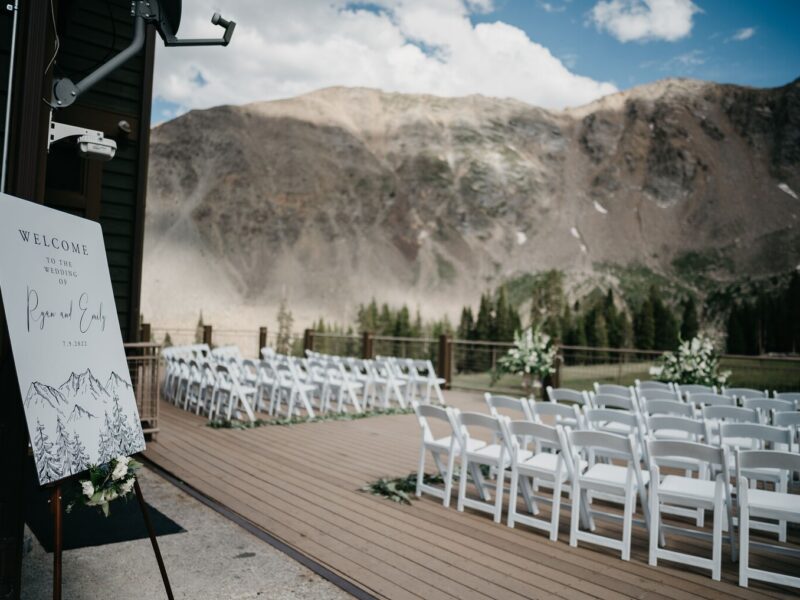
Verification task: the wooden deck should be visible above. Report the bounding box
[143,391,799,600]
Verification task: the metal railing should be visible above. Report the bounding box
[124,342,161,434]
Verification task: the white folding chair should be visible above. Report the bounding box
[593,383,634,399]
[647,439,735,581]
[641,398,695,419]
[702,405,758,446]
[737,450,800,589]
[412,402,481,507]
[568,430,650,561]
[723,387,768,402]
[451,411,509,523]
[676,383,717,399]
[773,391,800,405]
[503,420,576,541]
[485,393,534,421]
[530,399,583,431]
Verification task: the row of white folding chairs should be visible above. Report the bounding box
[413,398,800,587]
[547,385,799,428]
[305,350,446,407]
[603,380,799,406]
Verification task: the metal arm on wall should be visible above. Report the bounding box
[51,0,236,109]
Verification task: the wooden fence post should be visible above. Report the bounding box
[438,334,452,389]
[303,329,315,354]
[361,331,374,359]
[258,327,267,355]
[140,322,151,343]
[202,325,213,347]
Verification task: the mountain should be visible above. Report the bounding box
[105,371,133,399]
[67,403,96,423]
[24,383,68,416]
[142,79,800,328]
[59,369,110,406]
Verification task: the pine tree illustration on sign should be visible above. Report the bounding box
[34,419,61,482]
[54,416,72,477]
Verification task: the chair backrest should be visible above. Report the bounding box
[584,407,640,434]
[484,393,533,421]
[742,397,795,424]
[569,429,635,459]
[647,439,726,470]
[637,388,681,402]
[594,383,633,398]
[774,392,800,404]
[688,392,735,409]
[642,398,694,418]
[546,386,589,406]
[723,387,767,400]
[645,415,706,439]
[636,380,674,391]
[503,419,568,464]
[530,400,582,428]
[737,450,800,475]
[702,405,758,423]
[458,411,503,434]
[676,383,716,396]
[413,401,451,443]
[720,422,792,452]
[591,392,636,412]
[774,411,800,428]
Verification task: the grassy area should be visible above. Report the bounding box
[453,357,800,395]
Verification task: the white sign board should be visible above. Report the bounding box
[0,193,145,485]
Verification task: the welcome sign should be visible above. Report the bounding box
[0,193,145,485]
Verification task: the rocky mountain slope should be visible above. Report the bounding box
[142,79,800,329]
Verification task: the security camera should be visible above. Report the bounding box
[48,118,117,162]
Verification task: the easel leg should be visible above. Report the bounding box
[51,485,62,600]
[134,479,174,600]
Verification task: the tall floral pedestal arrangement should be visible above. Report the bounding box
[495,328,557,399]
[650,335,731,387]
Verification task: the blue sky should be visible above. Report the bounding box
[151,0,800,124]
[473,0,800,90]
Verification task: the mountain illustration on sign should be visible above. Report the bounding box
[25,369,143,484]
[59,368,111,405]
[24,382,69,415]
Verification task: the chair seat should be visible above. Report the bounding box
[659,475,717,503]
[747,489,800,516]
[583,464,649,488]
[470,443,509,465]
[518,452,578,480]
[431,436,485,453]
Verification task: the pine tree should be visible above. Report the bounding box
[457,306,474,340]
[635,299,655,350]
[474,293,493,342]
[727,307,746,354]
[97,411,115,463]
[680,296,699,340]
[111,396,135,455]
[493,286,515,341]
[33,420,60,482]
[649,287,679,350]
[194,311,205,344]
[163,332,173,347]
[412,308,424,338]
[54,416,72,477]
[69,432,90,474]
[276,296,294,355]
[788,272,800,353]
[378,304,393,335]
[604,290,624,348]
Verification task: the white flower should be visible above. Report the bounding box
[81,481,94,498]
[120,478,135,495]
[111,458,129,481]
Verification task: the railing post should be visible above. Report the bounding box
[361,331,374,359]
[140,322,151,343]
[438,334,452,389]
[203,325,213,347]
[258,326,267,355]
[303,329,315,354]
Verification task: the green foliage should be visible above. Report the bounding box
[528,269,567,339]
[681,296,700,340]
[207,407,415,429]
[194,311,204,344]
[276,296,294,355]
[362,473,445,505]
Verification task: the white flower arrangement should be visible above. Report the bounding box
[652,335,731,387]
[496,327,557,385]
[67,455,142,517]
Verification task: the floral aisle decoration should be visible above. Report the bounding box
[495,327,558,393]
[67,455,142,517]
[650,335,731,387]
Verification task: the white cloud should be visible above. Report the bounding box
[730,27,756,42]
[152,0,616,112]
[589,0,701,43]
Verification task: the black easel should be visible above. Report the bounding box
[48,475,174,600]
